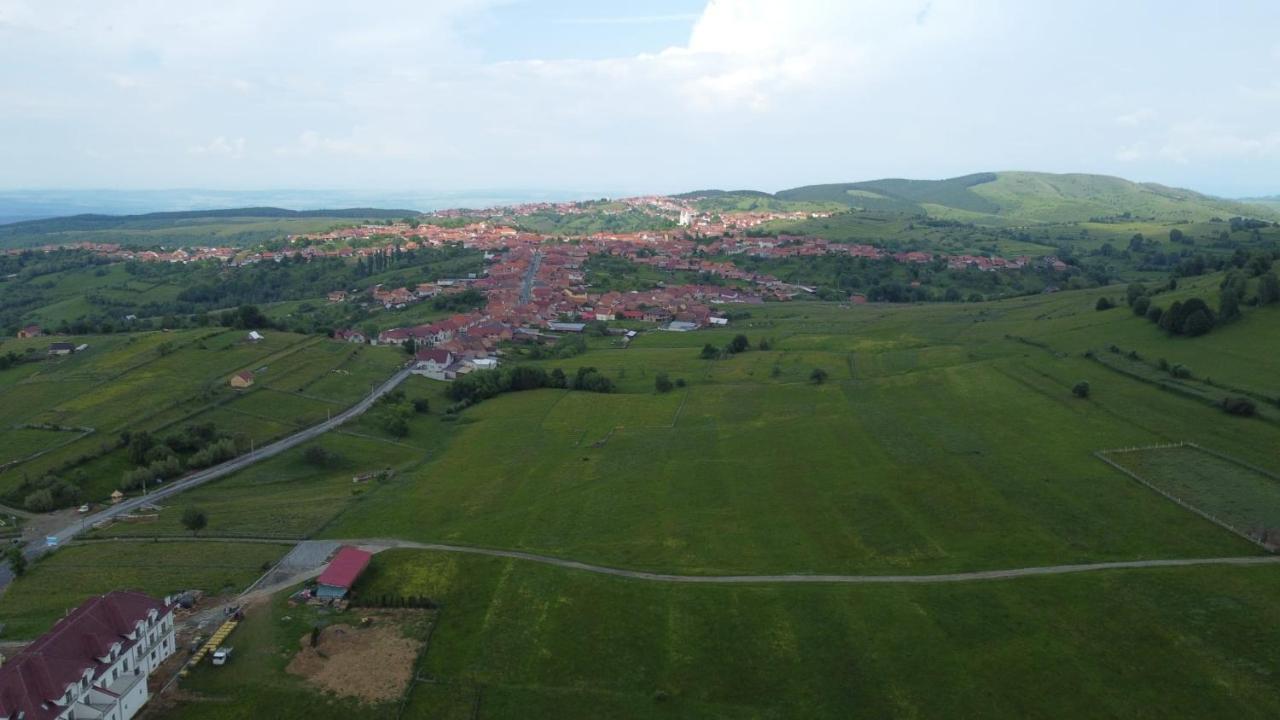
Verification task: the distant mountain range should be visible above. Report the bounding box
[688,172,1279,224]
[0,188,607,225]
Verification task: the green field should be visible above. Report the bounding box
[324,289,1279,576]
[0,328,405,505]
[92,432,430,540]
[161,548,1280,719]
[1107,445,1280,538]
[4,273,1280,717]
[0,541,289,639]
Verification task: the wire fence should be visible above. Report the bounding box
[1095,441,1276,552]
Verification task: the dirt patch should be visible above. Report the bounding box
[285,622,422,703]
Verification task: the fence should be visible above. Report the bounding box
[1095,442,1275,552]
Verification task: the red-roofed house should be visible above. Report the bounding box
[229,370,255,389]
[17,324,42,339]
[0,590,175,720]
[315,546,373,599]
[411,349,454,380]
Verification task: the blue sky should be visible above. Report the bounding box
[2,0,1278,197]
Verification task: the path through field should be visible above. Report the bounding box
[344,539,1280,584]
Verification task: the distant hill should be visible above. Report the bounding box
[0,207,420,249]
[700,172,1279,224]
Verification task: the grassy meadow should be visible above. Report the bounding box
[325,286,1278,575]
[0,541,290,639]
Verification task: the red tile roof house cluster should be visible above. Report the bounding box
[0,591,177,720]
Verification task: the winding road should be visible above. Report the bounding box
[0,367,415,590]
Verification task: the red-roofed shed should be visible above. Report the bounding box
[315,546,372,599]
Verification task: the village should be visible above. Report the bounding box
[9,195,1059,384]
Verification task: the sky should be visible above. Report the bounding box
[2,0,1279,198]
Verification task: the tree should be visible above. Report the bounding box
[727,334,750,354]
[1183,309,1214,337]
[1072,381,1090,398]
[1258,271,1280,305]
[5,547,26,577]
[699,343,720,360]
[1168,228,1185,244]
[1132,296,1150,317]
[303,446,337,467]
[181,507,208,536]
[1095,297,1115,311]
[810,368,829,384]
[412,397,430,414]
[654,372,674,393]
[1125,283,1148,306]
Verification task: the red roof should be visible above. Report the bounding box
[415,348,453,365]
[317,546,372,590]
[0,591,168,720]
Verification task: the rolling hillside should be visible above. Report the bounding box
[0,207,421,249]
[738,172,1280,225]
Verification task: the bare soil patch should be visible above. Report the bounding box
[285,620,422,703]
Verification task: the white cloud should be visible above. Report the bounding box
[188,136,245,159]
[1,1,1279,195]
[1115,109,1154,127]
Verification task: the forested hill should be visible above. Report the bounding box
[0,207,421,249]
[695,172,1279,225]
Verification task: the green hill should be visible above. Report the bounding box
[0,207,421,249]
[769,172,1279,225]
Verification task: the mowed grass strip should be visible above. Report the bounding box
[0,541,290,640]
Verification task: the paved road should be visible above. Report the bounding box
[0,367,414,590]
[346,539,1280,584]
[519,250,542,305]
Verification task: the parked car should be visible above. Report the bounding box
[211,647,233,666]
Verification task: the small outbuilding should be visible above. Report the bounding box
[47,342,75,356]
[17,324,42,339]
[246,330,264,342]
[315,546,373,600]
[229,370,255,389]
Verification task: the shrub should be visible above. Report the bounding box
[810,368,829,384]
[1220,397,1257,416]
[1146,305,1163,324]
[1095,297,1115,311]
[1132,296,1150,316]
[412,398,430,414]
[699,343,720,360]
[654,373,674,393]
[1170,364,1192,379]
[1072,381,1090,398]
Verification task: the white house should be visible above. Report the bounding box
[411,349,454,380]
[0,590,177,720]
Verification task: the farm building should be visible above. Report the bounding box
[47,342,75,356]
[17,324,42,339]
[0,591,176,720]
[229,370,255,389]
[547,322,586,333]
[315,546,372,599]
[246,330,264,342]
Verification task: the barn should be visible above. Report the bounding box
[315,546,373,599]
